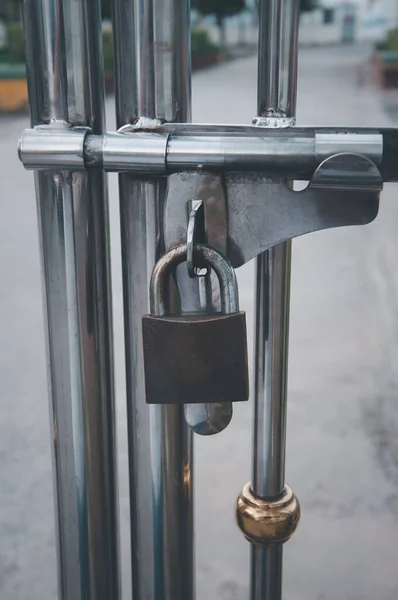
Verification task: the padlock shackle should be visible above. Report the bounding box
[150,244,239,316]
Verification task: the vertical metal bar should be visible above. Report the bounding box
[21,1,120,599]
[252,246,291,498]
[251,246,291,599]
[251,542,283,600]
[251,1,300,599]
[111,1,193,599]
[257,0,299,120]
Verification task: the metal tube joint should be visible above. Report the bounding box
[19,122,89,170]
[19,122,169,174]
[236,483,300,546]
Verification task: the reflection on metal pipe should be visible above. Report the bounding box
[251,546,283,600]
[252,245,291,498]
[111,0,194,598]
[19,127,384,174]
[256,0,299,120]
[21,0,120,599]
[251,1,300,599]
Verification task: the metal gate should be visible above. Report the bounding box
[18,0,397,598]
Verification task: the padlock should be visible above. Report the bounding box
[142,243,249,405]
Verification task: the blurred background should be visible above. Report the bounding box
[1,0,398,599]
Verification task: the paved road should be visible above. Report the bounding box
[1,45,398,599]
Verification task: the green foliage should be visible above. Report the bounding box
[1,0,21,22]
[376,28,398,52]
[102,29,114,73]
[6,22,25,63]
[0,22,218,73]
[192,0,245,25]
[101,0,316,20]
[101,0,112,20]
[4,19,114,72]
[300,0,317,10]
[191,29,219,57]
[254,0,317,14]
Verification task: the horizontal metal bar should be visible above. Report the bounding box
[19,123,395,179]
[102,131,168,172]
[18,123,88,169]
[166,134,314,171]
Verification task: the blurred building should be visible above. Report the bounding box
[300,0,397,46]
[191,0,396,48]
[191,1,258,48]
[300,0,398,45]
[300,1,362,45]
[357,0,398,42]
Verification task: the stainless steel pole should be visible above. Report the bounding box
[21,1,120,599]
[252,0,300,598]
[111,1,193,599]
[256,0,299,123]
[251,246,291,599]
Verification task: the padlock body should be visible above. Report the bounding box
[142,312,249,405]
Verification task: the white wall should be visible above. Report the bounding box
[357,0,398,43]
[300,9,341,45]
[299,6,355,45]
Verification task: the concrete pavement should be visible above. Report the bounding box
[1,44,398,599]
